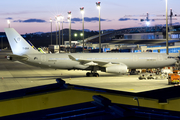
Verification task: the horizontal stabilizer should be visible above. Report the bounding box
[7,54,28,61]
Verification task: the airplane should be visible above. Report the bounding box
[4,28,176,77]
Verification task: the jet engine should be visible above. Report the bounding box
[101,64,127,74]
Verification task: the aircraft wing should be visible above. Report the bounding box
[68,55,119,67]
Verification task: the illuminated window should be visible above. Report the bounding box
[153,48,180,53]
[171,34,179,39]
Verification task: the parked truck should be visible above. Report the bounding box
[168,70,180,84]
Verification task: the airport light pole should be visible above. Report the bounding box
[61,16,64,45]
[96,2,101,53]
[57,15,61,46]
[68,11,72,48]
[80,7,85,53]
[55,16,58,45]
[57,15,61,53]
[166,0,169,55]
[7,20,10,28]
[1,37,3,50]
[50,18,52,45]
[80,33,84,50]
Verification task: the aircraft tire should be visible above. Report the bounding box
[86,72,90,77]
[168,82,171,85]
[89,73,93,77]
[93,73,99,77]
[86,72,99,77]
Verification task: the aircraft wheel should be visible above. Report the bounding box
[168,81,171,85]
[86,73,99,77]
[94,73,99,77]
[86,72,90,77]
[89,73,93,77]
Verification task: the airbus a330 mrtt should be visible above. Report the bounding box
[4,28,176,77]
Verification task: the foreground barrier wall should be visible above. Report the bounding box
[0,88,178,117]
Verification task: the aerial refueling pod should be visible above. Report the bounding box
[101,64,127,74]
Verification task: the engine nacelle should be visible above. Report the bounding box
[101,64,127,74]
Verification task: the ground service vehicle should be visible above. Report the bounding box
[168,70,180,84]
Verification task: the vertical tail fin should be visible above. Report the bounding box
[4,28,40,55]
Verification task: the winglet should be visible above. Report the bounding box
[68,55,77,61]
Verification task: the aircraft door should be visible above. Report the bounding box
[158,55,163,61]
[133,55,138,62]
[132,55,139,68]
[41,55,46,62]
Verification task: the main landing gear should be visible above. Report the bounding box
[86,66,99,77]
[86,72,99,77]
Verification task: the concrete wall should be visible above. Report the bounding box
[0,88,179,117]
